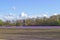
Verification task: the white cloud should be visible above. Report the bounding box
[28,15,42,18]
[28,16,37,18]
[16,16,21,20]
[53,13,58,15]
[4,13,16,20]
[4,15,13,20]
[43,14,49,18]
[21,12,28,18]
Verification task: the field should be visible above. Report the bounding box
[0,27,60,40]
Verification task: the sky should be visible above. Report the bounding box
[0,0,60,20]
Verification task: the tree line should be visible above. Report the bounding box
[0,14,60,26]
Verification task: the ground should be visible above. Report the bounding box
[0,28,60,40]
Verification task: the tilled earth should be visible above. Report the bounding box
[0,32,60,40]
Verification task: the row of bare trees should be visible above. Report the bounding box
[0,14,60,26]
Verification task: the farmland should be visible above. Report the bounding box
[0,27,60,40]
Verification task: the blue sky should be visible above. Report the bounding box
[0,0,60,20]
